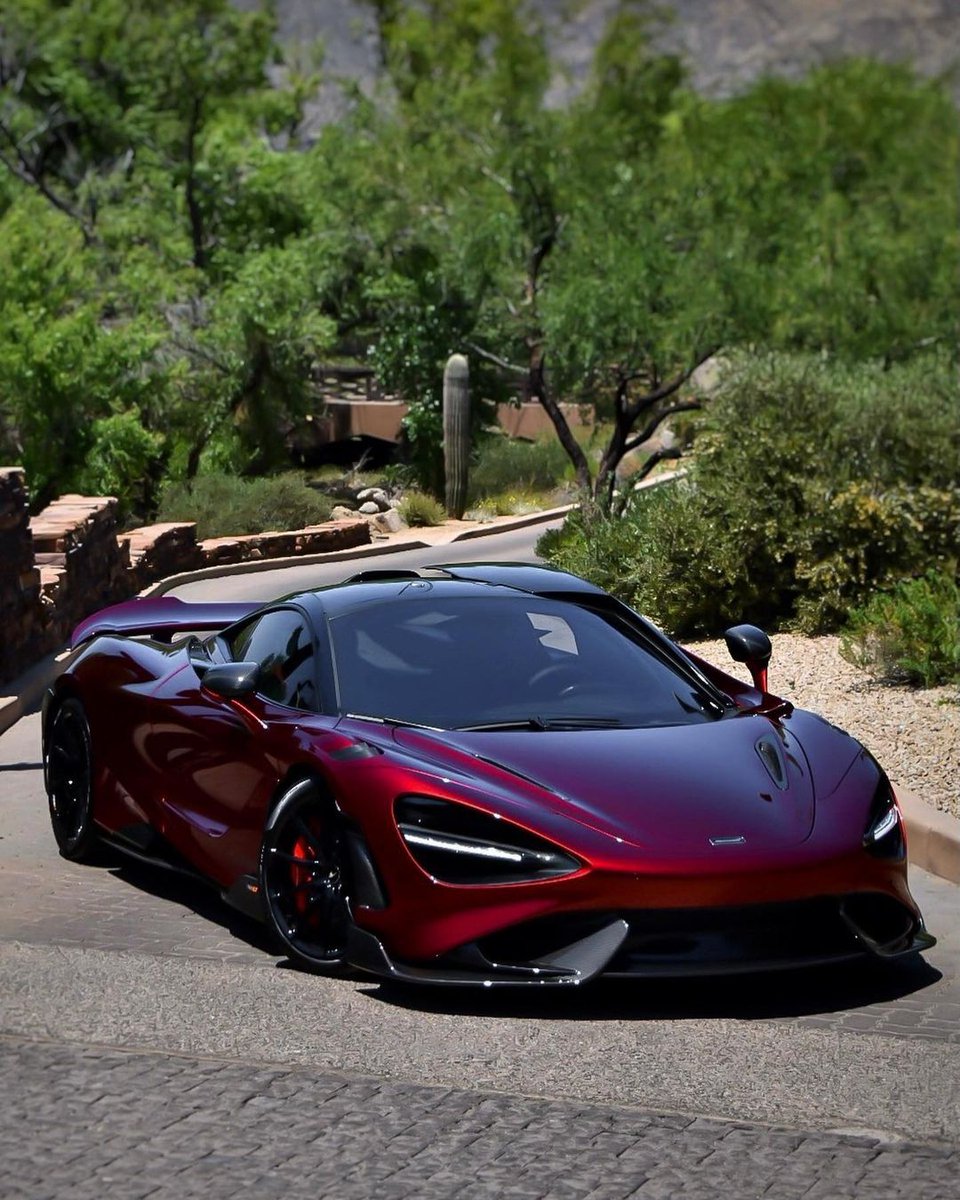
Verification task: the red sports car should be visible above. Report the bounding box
[43,563,934,986]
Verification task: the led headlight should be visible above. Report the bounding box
[863,776,905,859]
[395,795,580,885]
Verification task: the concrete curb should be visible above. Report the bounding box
[897,788,960,887]
[0,649,70,734]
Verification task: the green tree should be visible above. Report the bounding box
[352,3,959,509]
[0,1,330,503]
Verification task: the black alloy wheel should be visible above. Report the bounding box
[45,698,99,861]
[259,779,352,972]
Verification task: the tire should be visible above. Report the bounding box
[259,779,352,972]
[45,697,99,861]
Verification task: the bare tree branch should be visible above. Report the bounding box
[184,94,207,270]
[623,344,717,422]
[622,399,703,455]
[0,131,95,242]
[465,341,528,376]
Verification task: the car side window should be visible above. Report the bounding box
[228,609,318,711]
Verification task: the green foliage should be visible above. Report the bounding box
[841,573,960,687]
[0,0,326,504]
[468,489,556,518]
[75,412,166,519]
[469,435,571,501]
[157,472,332,540]
[397,491,446,527]
[540,352,960,637]
[2,0,958,525]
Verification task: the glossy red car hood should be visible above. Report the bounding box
[395,714,822,853]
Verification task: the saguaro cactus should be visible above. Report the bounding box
[443,353,470,519]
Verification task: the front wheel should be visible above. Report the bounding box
[45,697,99,861]
[259,779,352,972]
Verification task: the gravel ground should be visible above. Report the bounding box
[684,634,960,819]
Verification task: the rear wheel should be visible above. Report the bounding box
[259,779,351,972]
[45,698,99,861]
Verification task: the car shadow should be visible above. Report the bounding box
[100,851,278,957]
[362,955,942,1022]
[83,851,944,1021]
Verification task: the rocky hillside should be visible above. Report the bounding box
[257,0,959,101]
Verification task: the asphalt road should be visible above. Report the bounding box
[2,525,958,1197]
[166,519,565,603]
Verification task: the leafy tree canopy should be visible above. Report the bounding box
[0,0,956,514]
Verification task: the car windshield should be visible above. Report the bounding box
[329,595,721,730]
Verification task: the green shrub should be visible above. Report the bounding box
[157,472,332,540]
[467,489,556,518]
[398,490,446,527]
[75,410,165,520]
[539,351,960,637]
[841,572,960,686]
[469,434,571,502]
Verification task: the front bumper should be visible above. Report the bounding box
[345,892,936,988]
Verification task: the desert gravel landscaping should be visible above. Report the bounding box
[685,634,960,820]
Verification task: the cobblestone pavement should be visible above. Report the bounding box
[4,1036,958,1200]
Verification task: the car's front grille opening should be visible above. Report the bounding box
[476,898,889,977]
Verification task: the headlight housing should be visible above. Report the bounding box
[395,795,581,885]
[863,776,905,860]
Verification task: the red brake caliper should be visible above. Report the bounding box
[290,833,315,918]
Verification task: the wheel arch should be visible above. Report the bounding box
[265,763,338,823]
[42,674,84,743]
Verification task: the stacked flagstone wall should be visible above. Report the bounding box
[0,468,371,688]
[0,468,45,684]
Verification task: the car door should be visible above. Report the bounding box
[143,606,328,885]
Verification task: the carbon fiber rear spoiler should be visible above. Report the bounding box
[70,596,258,648]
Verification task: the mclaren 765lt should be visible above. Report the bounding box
[42,563,934,987]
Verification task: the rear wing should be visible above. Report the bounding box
[71,596,259,649]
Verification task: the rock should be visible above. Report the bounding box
[357,487,391,511]
[330,505,358,521]
[358,501,380,515]
[371,509,406,535]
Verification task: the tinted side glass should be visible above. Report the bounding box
[228,610,318,710]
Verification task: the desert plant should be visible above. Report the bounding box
[469,434,572,501]
[841,572,960,687]
[468,489,558,519]
[397,490,446,527]
[443,353,470,518]
[540,351,960,637]
[157,472,332,540]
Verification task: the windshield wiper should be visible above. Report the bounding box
[344,713,443,732]
[456,716,627,732]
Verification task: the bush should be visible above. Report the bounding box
[398,490,445,527]
[841,572,960,686]
[75,410,165,520]
[157,472,332,540]
[469,434,571,502]
[467,489,555,518]
[539,351,960,637]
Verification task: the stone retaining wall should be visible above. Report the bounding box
[0,468,45,683]
[0,468,371,688]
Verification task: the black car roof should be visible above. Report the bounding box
[284,563,607,623]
